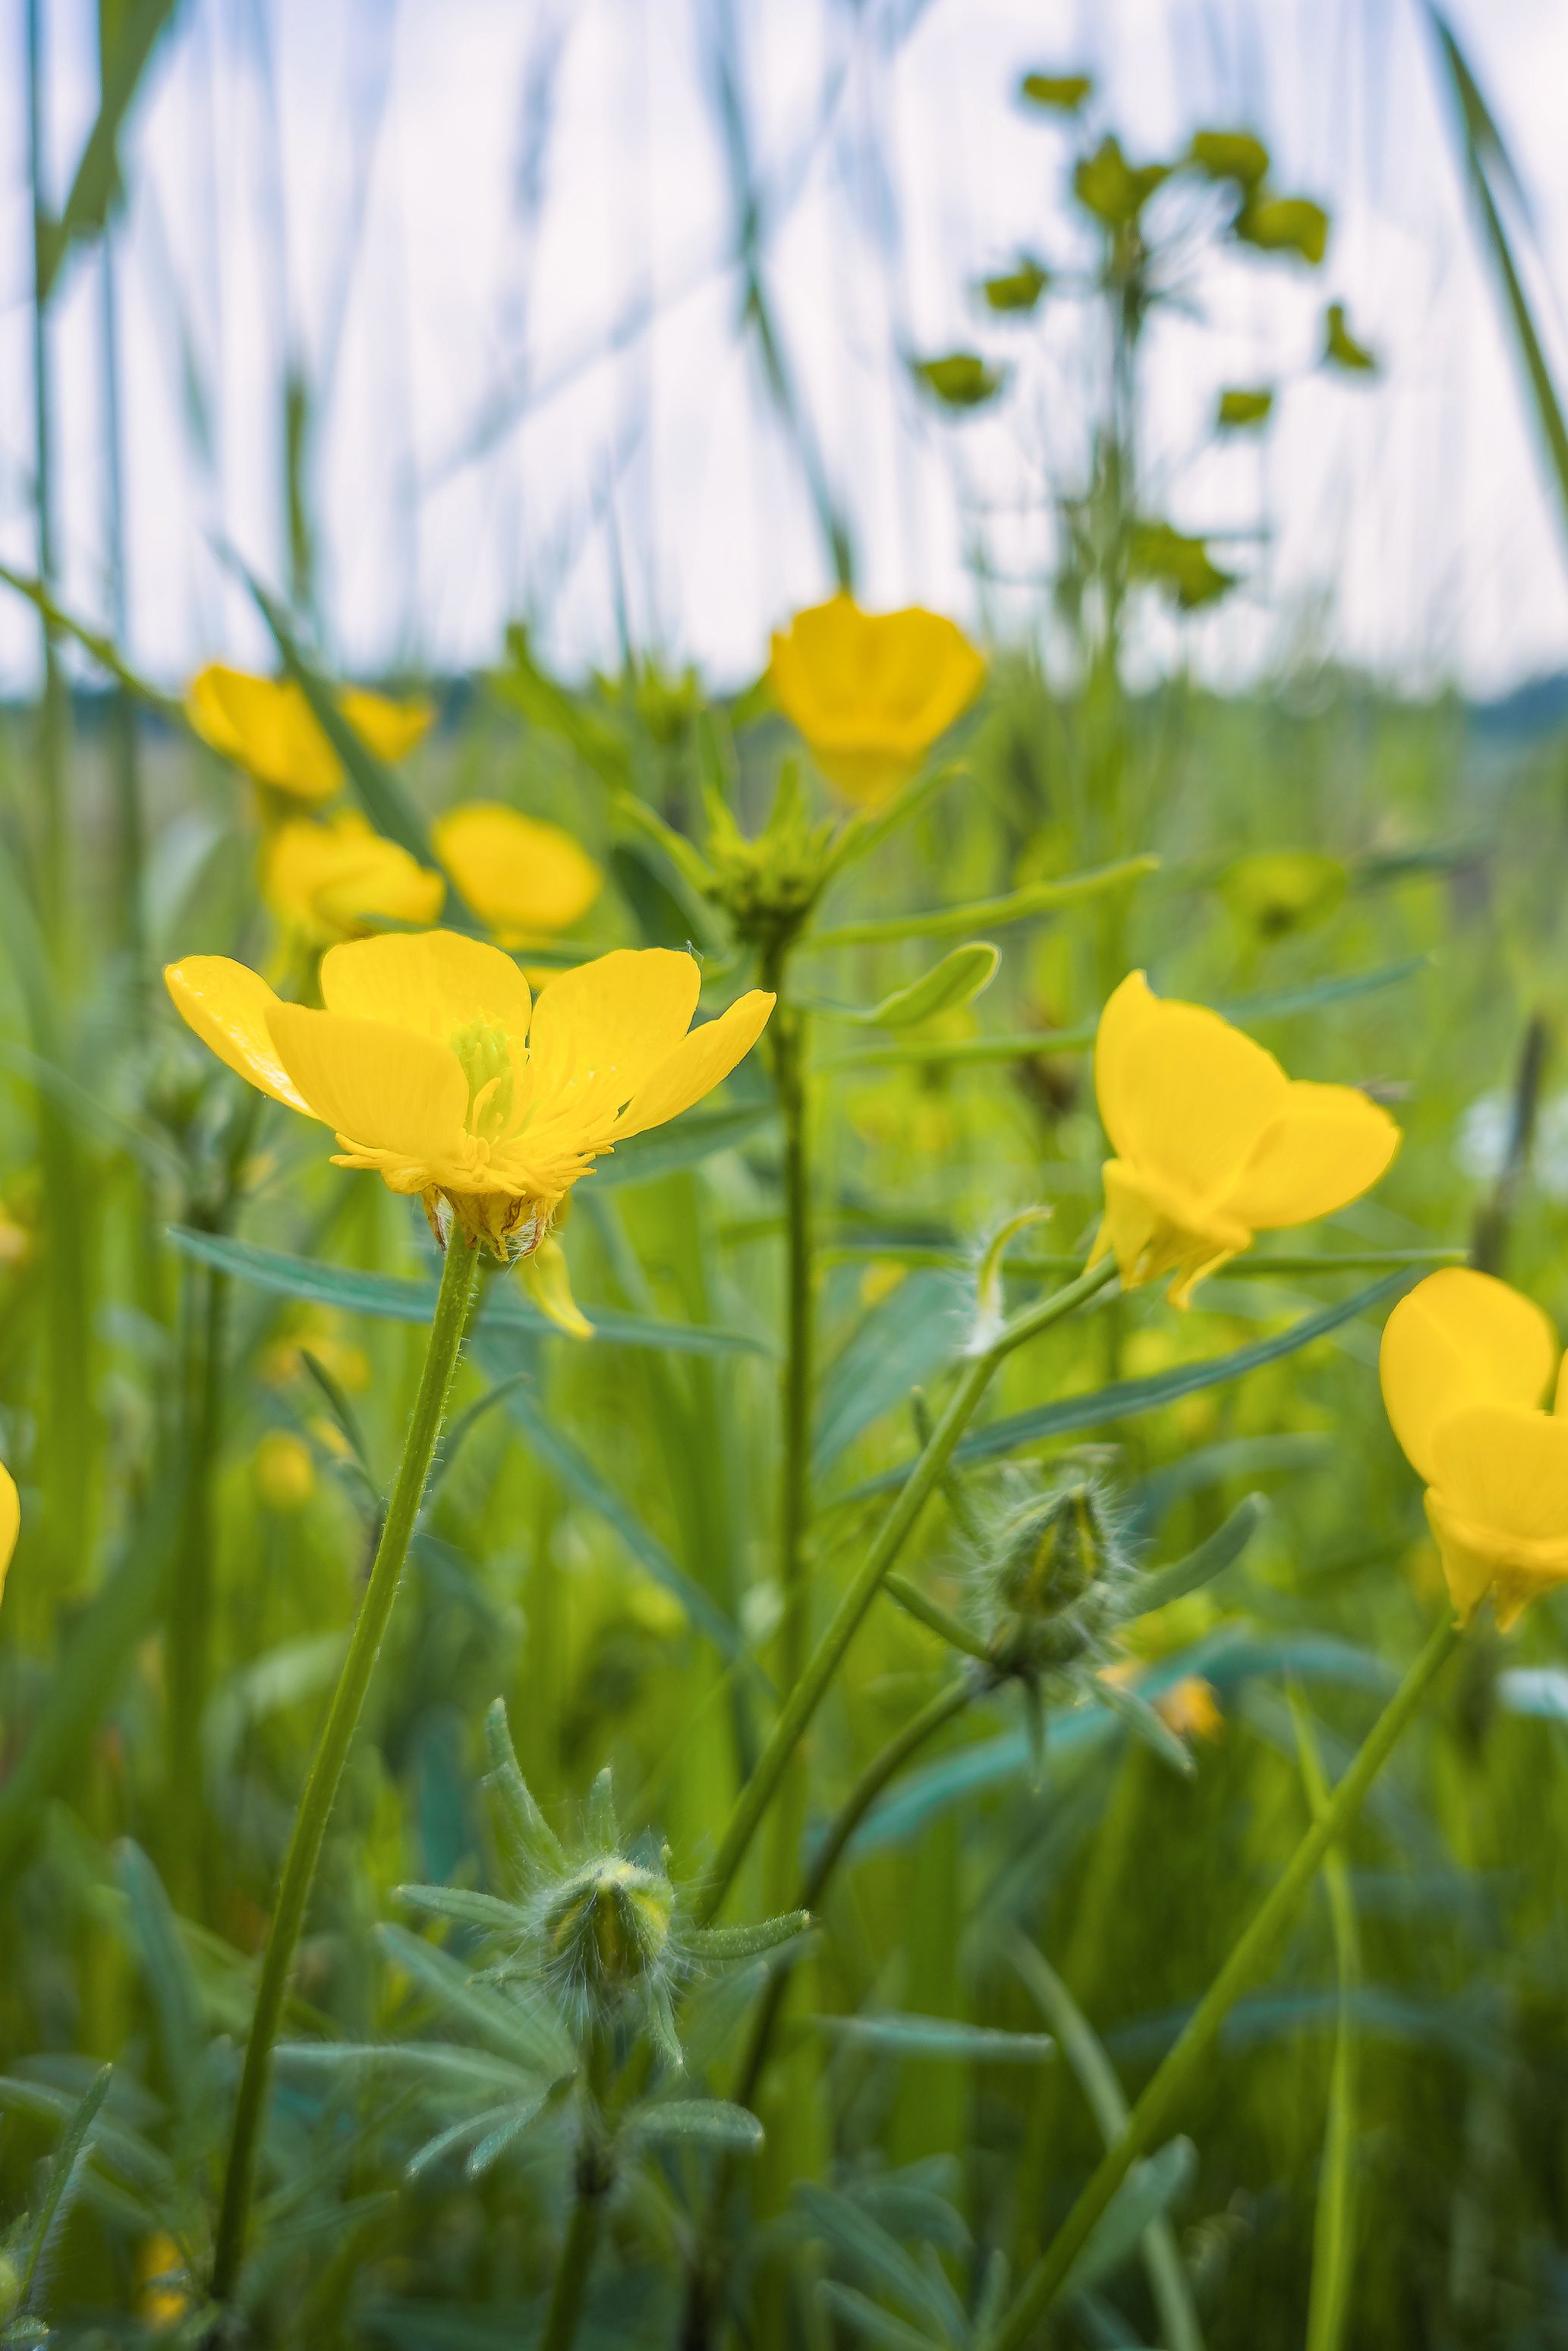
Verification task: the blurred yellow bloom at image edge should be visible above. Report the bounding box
[253,1430,317,1514]
[0,1463,16,1603]
[264,812,446,943]
[164,931,773,1282]
[434,801,603,944]
[1091,969,1400,1304]
[1382,1267,1568,1628]
[767,591,986,805]
[186,662,434,802]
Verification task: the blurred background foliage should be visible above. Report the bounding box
[5,2,1568,2347]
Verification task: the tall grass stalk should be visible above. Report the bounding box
[1293,1688,1363,2351]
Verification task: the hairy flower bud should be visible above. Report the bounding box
[978,1471,1135,1678]
[541,1855,678,2022]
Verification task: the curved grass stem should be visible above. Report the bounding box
[990,1612,1461,2350]
[209,1234,481,2305]
[696,1256,1116,1926]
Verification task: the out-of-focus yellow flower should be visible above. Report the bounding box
[0,1208,29,1266]
[186,663,434,803]
[1381,1267,1568,1630]
[261,1314,371,1394]
[0,1464,17,1603]
[1154,1675,1223,1741]
[253,1430,317,1513]
[263,812,446,945]
[136,2232,191,2331]
[1091,971,1399,1306]
[433,802,603,944]
[164,931,773,1263]
[767,592,986,805]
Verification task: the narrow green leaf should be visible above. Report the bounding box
[1427,8,1568,550]
[686,1911,811,1962]
[167,1227,767,1357]
[1093,1677,1195,1778]
[1067,2138,1196,2293]
[1132,1494,1269,1615]
[114,1845,205,2109]
[626,2098,765,2150]
[375,1923,575,2080]
[822,942,1000,1029]
[839,1275,1413,1502]
[247,575,451,883]
[814,2013,1055,2063]
[38,0,178,298]
[16,2066,112,2315]
[482,1697,568,1880]
[808,856,1158,950]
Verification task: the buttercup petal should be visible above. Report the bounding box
[1096,979,1289,1202]
[267,1005,470,1161]
[185,665,340,800]
[1222,1079,1400,1230]
[0,1463,17,1598]
[165,957,315,1112]
[1381,1268,1557,1487]
[433,803,603,942]
[338,686,435,762]
[768,594,985,803]
[320,930,531,1044]
[1431,1401,1568,1546]
[613,991,776,1140]
[1093,972,1165,1164]
[528,949,702,1107]
[264,815,444,944]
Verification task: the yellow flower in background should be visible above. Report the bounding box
[187,663,434,803]
[1091,970,1399,1306]
[135,2232,190,2331]
[0,1464,17,1603]
[263,812,446,944]
[164,931,773,1266]
[767,592,986,805]
[1381,1268,1568,1630]
[433,802,603,944]
[253,1430,317,1514]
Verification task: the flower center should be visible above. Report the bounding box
[449,1019,515,1142]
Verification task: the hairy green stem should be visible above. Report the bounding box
[991,1613,1460,2350]
[166,1257,228,1915]
[539,2187,606,2351]
[697,1257,1116,1925]
[1293,1689,1362,2351]
[210,1236,480,2303]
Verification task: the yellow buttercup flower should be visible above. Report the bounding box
[767,592,986,805]
[263,812,446,944]
[433,802,603,944]
[253,1430,317,1514]
[187,663,434,803]
[1381,1268,1568,1630]
[0,1464,16,1603]
[1091,971,1400,1306]
[163,931,774,1260]
[135,2232,191,2331]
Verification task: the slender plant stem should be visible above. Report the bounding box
[990,1613,1461,2351]
[166,1256,228,1915]
[1293,1688,1362,2351]
[738,1676,974,2110]
[539,2187,606,2351]
[210,1235,481,2303]
[682,1676,976,2351]
[696,1258,1116,1926]
[760,937,813,1908]
[1009,1940,1204,2351]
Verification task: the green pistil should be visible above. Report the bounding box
[449,1019,515,1139]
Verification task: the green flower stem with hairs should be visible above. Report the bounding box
[990,1612,1461,2350]
[697,1256,1117,1926]
[210,1233,483,2305]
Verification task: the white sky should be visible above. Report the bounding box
[2,0,1567,696]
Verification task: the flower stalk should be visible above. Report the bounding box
[210,1232,482,2304]
[696,1256,1117,1926]
[989,1611,1461,2350]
